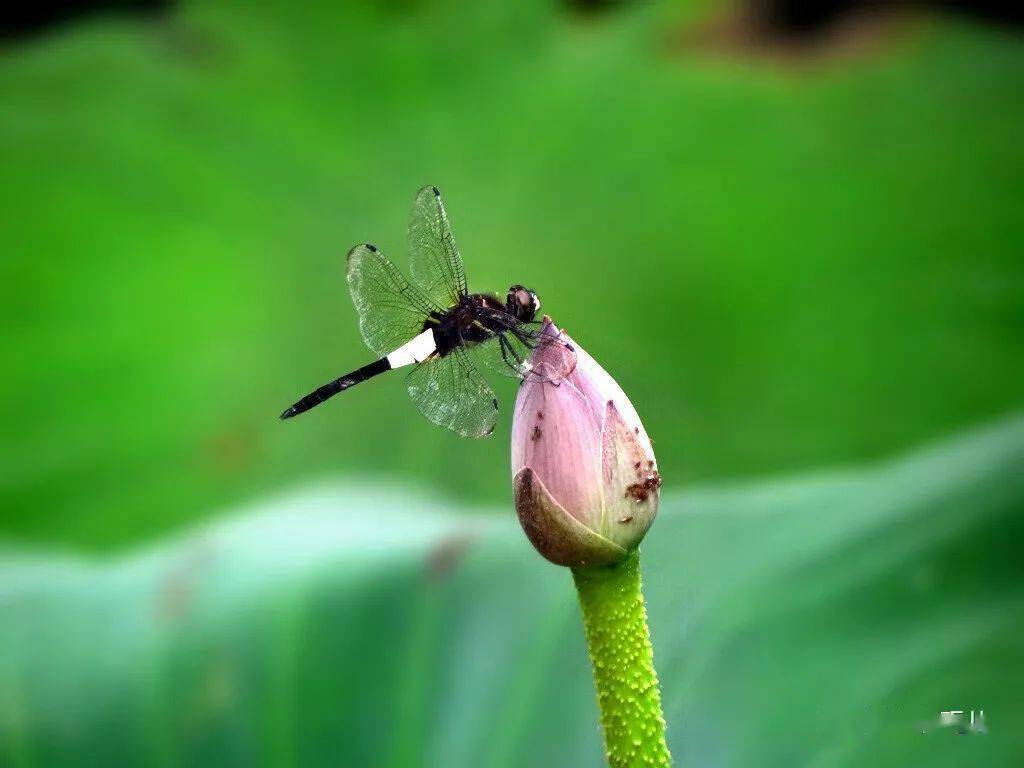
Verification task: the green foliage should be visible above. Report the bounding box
[2,3,1023,548]
[1,415,1020,766]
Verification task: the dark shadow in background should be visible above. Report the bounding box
[565,0,1023,34]
[1,0,170,40]
[5,2,1021,44]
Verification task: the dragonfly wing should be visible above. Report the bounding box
[347,243,440,358]
[465,333,527,379]
[407,185,468,307]
[406,348,497,438]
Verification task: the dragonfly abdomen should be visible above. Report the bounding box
[279,357,390,419]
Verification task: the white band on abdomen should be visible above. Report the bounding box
[386,328,437,369]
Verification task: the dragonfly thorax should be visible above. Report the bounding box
[427,293,511,356]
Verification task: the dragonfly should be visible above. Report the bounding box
[280,185,576,437]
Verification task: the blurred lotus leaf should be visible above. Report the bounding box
[1,416,1021,766]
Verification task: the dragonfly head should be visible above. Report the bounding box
[507,285,541,323]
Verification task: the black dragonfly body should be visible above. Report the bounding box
[280,185,574,437]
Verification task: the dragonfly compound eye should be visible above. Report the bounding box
[508,285,540,321]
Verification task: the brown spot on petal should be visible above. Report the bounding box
[624,483,647,502]
[625,471,662,502]
[536,410,544,420]
[619,514,634,524]
[531,425,543,441]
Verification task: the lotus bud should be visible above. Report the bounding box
[511,319,661,567]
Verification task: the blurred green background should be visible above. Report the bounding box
[1,1,1022,766]
[3,0,1022,550]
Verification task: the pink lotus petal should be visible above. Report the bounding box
[511,318,660,566]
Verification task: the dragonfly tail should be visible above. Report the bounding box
[280,357,390,419]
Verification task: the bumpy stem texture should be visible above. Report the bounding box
[572,550,671,767]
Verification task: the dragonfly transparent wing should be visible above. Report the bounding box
[467,327,577,383]
[407,185,468,307]
[346,243,440,358]
[406,348,498,438]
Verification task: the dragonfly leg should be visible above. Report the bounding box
[499,333,526,374]
[514,325,541,350]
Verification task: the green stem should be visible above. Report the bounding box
[572,550,671,768]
